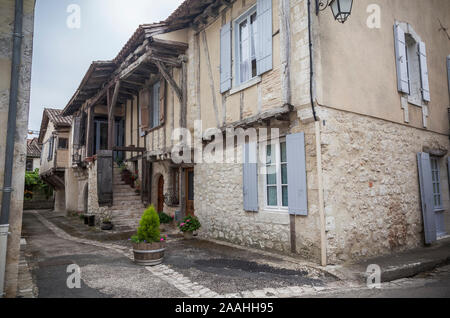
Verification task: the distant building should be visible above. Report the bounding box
[38,108,72,213]
[26,138,41,172]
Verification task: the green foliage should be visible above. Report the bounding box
[24,169,53,199]
[178,215,201,233]
[159,212,172,224]
[132,205,161,243]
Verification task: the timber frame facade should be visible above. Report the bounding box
[59,0,450,265]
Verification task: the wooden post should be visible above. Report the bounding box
[86,106,94,157]
[108,80,121,150]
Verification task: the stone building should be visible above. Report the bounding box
[0,0,35,298]
[26,138,41,172]
[38,108,72,212]
[60,0,450,265]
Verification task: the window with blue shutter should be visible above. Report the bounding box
[243,142,258,212]
[286,133,308,216]
[233,0,273,86]
[220,22,232,93]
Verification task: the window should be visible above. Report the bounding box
[235,7,258,85]
[58,138,68,149]
[26,159,33,172]
[264,140,288,209]
[394,22,430,104]
[430,157,443,211]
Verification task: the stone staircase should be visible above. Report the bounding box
[110,165,145,232]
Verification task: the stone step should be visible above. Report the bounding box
[113,195,141,201]
[114,192,141,198]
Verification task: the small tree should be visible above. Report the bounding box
[132,205,161,243]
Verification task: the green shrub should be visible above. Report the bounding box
[131,205,161,243]
[178,215,201,233]
[159,212,172,224]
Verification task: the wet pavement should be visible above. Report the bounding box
[21,210,337,298]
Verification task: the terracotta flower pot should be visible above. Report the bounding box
[132,242,165,266]
[183,231,194,240]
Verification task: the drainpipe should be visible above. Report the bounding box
[0,0,24,298]
[308,0,327,266]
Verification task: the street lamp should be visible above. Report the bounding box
[316,0,353,24]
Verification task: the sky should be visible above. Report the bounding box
[29,0,184,134]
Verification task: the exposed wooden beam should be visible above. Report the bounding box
[155,61,182,102]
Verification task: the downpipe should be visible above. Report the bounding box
[0,0,24,298]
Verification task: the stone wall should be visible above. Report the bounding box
[0,0,35,297]
[87,161,100,216]
[316,106,450,264]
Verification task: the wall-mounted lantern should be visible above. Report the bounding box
[316,0,353,24]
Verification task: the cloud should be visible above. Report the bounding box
[29,0,184,131]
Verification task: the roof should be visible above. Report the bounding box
[61,1,211,117]
[27,138,41,158]
[38,108,72,143]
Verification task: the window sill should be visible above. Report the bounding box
[229,76,261,96]
[146,124,164,134]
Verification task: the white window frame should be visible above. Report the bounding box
[262,138,288,212]
[397,22,426,107]
[430,157,443,211]
[234,5,258,87]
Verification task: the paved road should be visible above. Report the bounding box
[310,265,450,298]
[22,211,184,298]
[21,211,450,298]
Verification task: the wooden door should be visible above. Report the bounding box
[157,175,164,213]
[185,168,195,216]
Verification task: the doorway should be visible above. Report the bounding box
[157,175,164,213]
[185,168,194,216]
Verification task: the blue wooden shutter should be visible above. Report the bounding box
[286,133,308,216]
[243,142,258,212]
[256,0,273,75]
[220,22,232,93]
[418,42,430,102]
[417,152,437,244]
[394,23,410,94]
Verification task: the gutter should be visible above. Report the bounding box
[0,0,23,298]
[308,0,327,266]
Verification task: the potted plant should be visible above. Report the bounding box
[178,215,201,240]
[159,211,172,232]
[99,209,113,231]
[135,180,141,194]
[87,214,96,227]
[131,205,167,266]
[130,172,138,188]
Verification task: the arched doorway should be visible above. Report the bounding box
[157,175,164,213]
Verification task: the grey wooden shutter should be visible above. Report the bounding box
[257,0,273,75]
[220,22,232,93]
[159,78,166,125]
[287,132,308,216]
[97,150,113,206]
[243,142,258,212]
[418,42,430,102]
[73,116,81,149]
[417,152,437,244]
[394,23,410,94]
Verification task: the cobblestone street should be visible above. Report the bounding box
[21,211,347,298]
